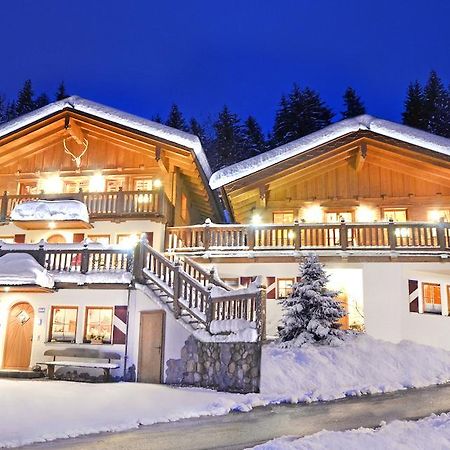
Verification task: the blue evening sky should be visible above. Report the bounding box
[1,0,449,132]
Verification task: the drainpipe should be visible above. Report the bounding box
[123,284,132,381]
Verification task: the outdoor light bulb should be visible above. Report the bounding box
[303,205,323,223]
[42,175,63,194]
[153,179,162,188]
[356,206,375,222]
[48,221,56,229]
[4,287,10,293]
[287,230,295,240]
[428,210,442,222]
[89,173,105,192]
[251,213,262,225]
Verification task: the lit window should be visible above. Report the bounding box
[273,212,294,224]
[181,193,188,221]
[428,209,450,222]
[117,234,139,248]
[325,212,353,223]
[383,209,407,222]
[105,177,125,192]
[422,283,442,314]
[277,278,295,299]
[0,236,15,243]
[49,306,78,342]
[87,235,111,246]
[134,178,153,191]
[84,307,113,344]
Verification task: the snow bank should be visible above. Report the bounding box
[0,253,54,288]
[260,334,450,403]
[195,319,258,342]
[0,381,259,448]
[252,413,450,449]
[11,200,89,223]
[210,114,450,189]
[53,271,132,285]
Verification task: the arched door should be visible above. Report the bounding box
[3,302,34,369]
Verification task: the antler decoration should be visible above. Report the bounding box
[63,137,89,168]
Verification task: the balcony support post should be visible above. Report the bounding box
[339,219,348,250]
[388,219,397,250]
[0,191,8,222]
[437,218,447,251]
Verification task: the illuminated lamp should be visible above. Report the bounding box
[303,205,323,223]
[356,206,376,222]
[42,175,63,194]
[4,287,10,293]
[89,173,106,192]
[48,221,56,229]
[428,210,443,222]
[287,230,295,240]
[251,213,262,225]
[153,179,162,189]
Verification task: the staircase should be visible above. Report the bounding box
[134,241,266,340]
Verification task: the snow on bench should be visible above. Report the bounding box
[38,348,121,381]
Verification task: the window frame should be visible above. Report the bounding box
[87,234,111,245]
[83,306,114,344]
[382,208,408,222]
[272,211,295,225]
[422,282,442,315]
[277,277,295,299]
[48,306,79,343]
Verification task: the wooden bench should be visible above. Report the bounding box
[38,348,121,382]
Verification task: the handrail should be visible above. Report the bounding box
[167,220,450,254]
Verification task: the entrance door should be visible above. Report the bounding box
[3,302,34,369]
[138,311,164,383]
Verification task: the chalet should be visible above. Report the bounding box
[0,97,448,390]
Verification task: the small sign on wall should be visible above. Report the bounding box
[38,307,46,313]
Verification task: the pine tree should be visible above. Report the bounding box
[6,101,17,121]
[271,85,334,147]
[423,71,449,138]
[278,253,346,347]
[55,81,69,101]
[34,93,50,109]
[151,114,163,124]
[166,103,188,131]
[189,117,207,143]
[342,87,366,119]
[402,81,426,130]
[0,95,7,124]
[242,115,266,158]
[212,105,244,169]
[15,80,35,116]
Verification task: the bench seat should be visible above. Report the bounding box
[39,361,119,370]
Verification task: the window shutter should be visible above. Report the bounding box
[14,234,25,243]
[144,232,154,247]
[113,305,128,345]
[408,279,419,313]
[266,276,276,299]
[73,233,85,243]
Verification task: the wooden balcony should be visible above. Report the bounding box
[0,189,174,223]
[166,220,450,260]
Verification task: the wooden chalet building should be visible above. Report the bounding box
[0,97,449,387]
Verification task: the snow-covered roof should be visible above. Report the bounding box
[11,200,89,223]
[0,253,54,288]
[209,115,450,189]
[0,96,212,179]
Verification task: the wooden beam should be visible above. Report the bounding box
[155,146,169,175]
[65,116,86,145]
[259,185,269,208]
[353,143,367,172]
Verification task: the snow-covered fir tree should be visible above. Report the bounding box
[242,115,266,158]
[278,253,346,347]
[0,95,7,124]
[166,103,188,131]
[341,87,366,119]
[422,71,449,138]
[55,81,69,101]
[402,81,425,130]
[34,93,50,109]
[15,80,35,116]
[189,117,207,143]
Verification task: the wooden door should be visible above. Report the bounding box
[138,311,165,383]
[3,302,34,369]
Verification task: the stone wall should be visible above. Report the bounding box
[166,335,261,393]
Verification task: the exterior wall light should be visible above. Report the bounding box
[303,205,323,223]
[251,213,262,225]
[153,179,162,189]
[89,172,106,192]
[48,221,56,229]
[41,175,63,194]
[356,206,376,222]
[428,210,443,222]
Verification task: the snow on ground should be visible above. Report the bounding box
[260,333,450,403]
[10,200,89,223]
[250,413,450,449]
[2,334,450,447]
[0,253,54,288]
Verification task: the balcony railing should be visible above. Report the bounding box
[0,188,174,222]
[167,220,450,255]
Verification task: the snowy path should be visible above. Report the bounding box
[23,382,450,450]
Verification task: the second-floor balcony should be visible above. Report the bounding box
[166,220,450,260]
[0,188,174,225]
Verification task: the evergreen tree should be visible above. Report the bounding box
[423,71,449,137]
[166,103,188,131]
[189,117,207,143]
[55,81,69,101]
[15,80,35,116]
[6,101,17,121]
[151,113,163,123]
[212,105,244,169]
[271,85,334,147]
[34,93,50,109]
[242,115,266,158]
[278,253,346,347]
[402,81,426,130]
[0,95,7,124]
[342,87,366,119]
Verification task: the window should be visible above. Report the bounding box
[49,306,78,342]
[221,278,240,289]
[0,236,15,243]
[273,212,294,224]
[277,278,295,299]
[63,178,89,194]
[428,209,450,222]
[19,181,39,195]
[422,283,442,314]
[106,177,126,192]
[181,193,188,221]
[383,208,407,222]
[87,235,111,246]
[84,307,113,344]
[134,178,153,191]
[117,233,139,248]
[325,211,353,223]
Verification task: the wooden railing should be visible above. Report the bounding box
[135,241,266,339]
[0,188,174,222]
[0,241,134,274]
[167,220,450,254]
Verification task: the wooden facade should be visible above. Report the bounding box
[0,109,220,225]
[222,131,450,224]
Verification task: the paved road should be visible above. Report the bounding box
[23,383,450,450]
